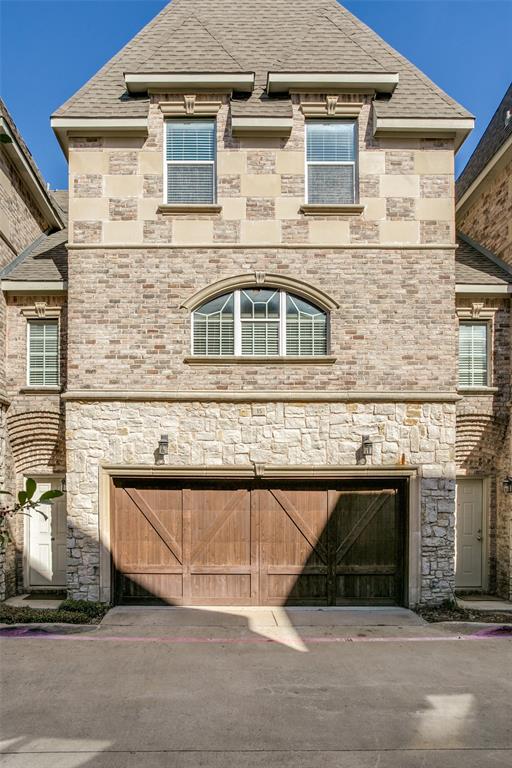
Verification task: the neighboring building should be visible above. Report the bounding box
[0,98,66,600]
[455,84,512,601]
[7,0,511,608]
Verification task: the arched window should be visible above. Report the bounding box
[192,288,328,357]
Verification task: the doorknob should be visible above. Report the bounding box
[51,537,55,541]
[476,529,482,542]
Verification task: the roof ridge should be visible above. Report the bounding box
[0,232,49,278]
[319,11,386,72]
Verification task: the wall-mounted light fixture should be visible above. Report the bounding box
[157,434,169,462]
[503,476,512,494]
[362,435,373,459]
[61,477,66,493]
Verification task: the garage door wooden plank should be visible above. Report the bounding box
[336,490,396,562]
[190,488,248,562]
[270,488,328,562]
[124,487,183,564]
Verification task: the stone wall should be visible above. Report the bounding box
[68,93,455,248]
[66,399,457,605]
[457,158,512,265]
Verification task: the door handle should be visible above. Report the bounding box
[476,529,482,542]
[51,537,55,541]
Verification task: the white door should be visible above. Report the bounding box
[455,479,483,589]
[28,478,66,587]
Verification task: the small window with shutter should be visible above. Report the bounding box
[165,120,216,204]
[192,289,327,357]
[306,120,357,204]
[458,321,489,388]
[27,319,59,386]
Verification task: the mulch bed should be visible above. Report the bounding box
[417,604,512,624]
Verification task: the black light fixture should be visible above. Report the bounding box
[503,476,512,494]
[61,477,67,493]
[158,434,169,458]
[362,435,373,459]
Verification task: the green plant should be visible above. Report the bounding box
[0,478,63,547]
[59,599,108,619]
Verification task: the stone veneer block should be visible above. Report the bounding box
[420,176,452,199]
[218,197,247,220]
[275,197,302,220]
[70,151,107,174]
[246,197,276,220]
[173,219,214,243]
[217,175,241,197]
[217,151,247,174]
[103,220,143,243]
[380,175,420,198]
[386,198,416,221]
[105,175,142,198]
[246,151,276,175]
[359,175,380,198]
[143,219,173,242]
[350,220,380,243]
[213,220,240,242]
[240,220,281,243]
[281,175,305,197]
[281,219,309,243]
[241,174,281,197]
[138,198,161,221]
[71,198,109,221]
[414,151,454,175]
[385,151,415,174]
[421,221,452,244]
[360,198,386,221]
[72,221,102,243]
[275,152,304,175]
[109,198,138,221]
[416,198,453,221]
[139,151,163,174]
[358,152,386,175]
[143,175,163,199]
[309,219,350,245]
[380,220,420,244]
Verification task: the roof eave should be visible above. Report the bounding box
[51,117,149,158]
[373,115,475,151]
[124,72,255,94]
[0,117,64,230]
[1,279,67,293]
[267,72,399,94]
[456,133,512,211]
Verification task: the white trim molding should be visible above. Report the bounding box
[267,72,399,94]
[0,117,64,230]
[373,115,474,150]
[124,72,255,93]
[1,280,67,293]
[231,117,293,136]
[51,117,148,156]
[456,284,512,295]
[180,272,340,311]
[62,390,461,403]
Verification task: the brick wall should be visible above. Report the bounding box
[457,158,512,264]
[68,93,455,248]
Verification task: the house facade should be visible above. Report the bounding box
[3,0,510,606]
[455,84,512,600]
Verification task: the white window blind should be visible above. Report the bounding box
[28,320,59,386]
[306,121,356,204]
[166,120,216,204]
[192,289,328,357]
[459,322,488,387]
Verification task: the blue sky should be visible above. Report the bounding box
[0,0,510,189]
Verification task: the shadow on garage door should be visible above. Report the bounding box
[111,477,408,606]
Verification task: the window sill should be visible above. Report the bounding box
[300,204,365,217]
[184,356,337,365]
[157,204,222,216]
[457,386,498,395]
[20,386,62,394]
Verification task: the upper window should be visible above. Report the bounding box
[165,120,216,204]
[192,289,327,357]
[458,321,489,388]
[306,121,357,204]
[27,319,59,387]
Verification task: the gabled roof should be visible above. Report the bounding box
[456,232,512,286]
[0,99,64,230]
[1,190,68,286]
[53,0,472,122]
[457,82,512,200]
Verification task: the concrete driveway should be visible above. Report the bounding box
[1,607,512,767]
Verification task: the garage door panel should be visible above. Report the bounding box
[112,479,405,606]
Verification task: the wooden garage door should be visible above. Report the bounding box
[111,479,405,605]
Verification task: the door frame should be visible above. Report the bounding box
[23,473,66,592]
[455,474,489,592]
[98,464,420,606]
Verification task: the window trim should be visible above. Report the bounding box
[305,119,358,205]
[26,317,60,388]
[164,119,217,206]
[458,319,491,390]
[190,288,330,358]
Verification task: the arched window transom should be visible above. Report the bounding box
[192,288,328,357]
